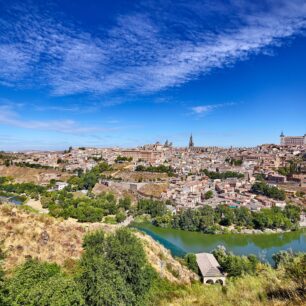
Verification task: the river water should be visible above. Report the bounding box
[0,196,22,205]
[134,223,306,264]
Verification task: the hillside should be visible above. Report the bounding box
[0,204,195,284]
[0,165,70,184]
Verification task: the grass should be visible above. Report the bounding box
[148,264,305,306]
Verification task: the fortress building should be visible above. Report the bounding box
[280,132,306,146]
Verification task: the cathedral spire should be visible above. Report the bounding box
[189,134,194,148]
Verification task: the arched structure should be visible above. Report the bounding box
[195,253,226,286]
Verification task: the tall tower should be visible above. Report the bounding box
[280,131,285,145]
[189,134,194,148]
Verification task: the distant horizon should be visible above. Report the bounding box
[2,136,306,153]
[0,0,306,150]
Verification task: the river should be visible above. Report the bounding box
[134,223,306,264]
[0,196,22,205]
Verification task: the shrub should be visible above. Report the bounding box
[4,260,84,306]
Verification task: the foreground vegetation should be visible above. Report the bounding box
[1,232,304,306]
[0,229,156,306]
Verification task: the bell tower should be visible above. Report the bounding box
[189,134,194,148]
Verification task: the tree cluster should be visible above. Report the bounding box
[153,204,301,233]
[14,162,55,170]
[115,155,133,163]
[43,190,131,223]
[225,158,243,166]
[137,199,168,218]
[0,179,46,200]
[212,246,259,277]
[135,165,175,176]
[251,181,286,200]
[201,169,244,179]
[67,162,112,191]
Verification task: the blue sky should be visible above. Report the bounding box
[0,0,305,150]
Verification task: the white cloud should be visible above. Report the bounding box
[0,105,114,134]
[191,102,236,116]
[0,0,305,96]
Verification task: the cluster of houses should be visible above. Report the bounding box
[7,139,305,211]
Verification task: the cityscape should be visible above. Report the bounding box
[0,1,305,306]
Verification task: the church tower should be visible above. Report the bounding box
[189,134,194,148]
[280,131,285,145]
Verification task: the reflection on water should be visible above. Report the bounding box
[134,223,306,264]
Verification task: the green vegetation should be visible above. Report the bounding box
[153,204,301,233]
[201,169,244,179]
[0,175,132,223]
[0,178,46,200]
[135,165,175,176]
[115,155,133,162]
[137,199,168,218]
[0,228,305,306]
[213,246,259,276]
[79,229,156,305]
[277,159,302,176]
[1,229,156,306]
[251,181,286,200]
[43,190,130,223]
[255,173,266,181]
[148,256,306,306]
[184,253,199,274]
[225,157,243,166]
[3,260,84,306]
[67,162,112,191]
[14,162,56,169]
[204,190,213,199]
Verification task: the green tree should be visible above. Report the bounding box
[5,260,84,306]
[80,229,156,306]
[204,190,213,199]
[284,254,306,292]
[184,253,199,274]
[79,255,135,306]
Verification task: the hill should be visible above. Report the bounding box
[0,204,195,284]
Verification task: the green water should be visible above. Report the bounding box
[134,223,306,264]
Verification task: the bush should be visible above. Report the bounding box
[213,247,259,277]
[4,260,84,306]
[79,229,156,305]
[184,253,199,274]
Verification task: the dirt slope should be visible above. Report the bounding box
[0,205,195,284]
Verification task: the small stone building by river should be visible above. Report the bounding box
[195,253,226,285]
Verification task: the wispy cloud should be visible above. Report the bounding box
[0,0,305,96]
[191,102,237,116]
[0,105,115,134]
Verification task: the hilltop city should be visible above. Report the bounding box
[1,132,305,232]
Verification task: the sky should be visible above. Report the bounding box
[0,0,305,151]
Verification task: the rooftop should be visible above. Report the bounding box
[195,253,224,277]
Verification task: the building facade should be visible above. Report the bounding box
[280,132,306,146]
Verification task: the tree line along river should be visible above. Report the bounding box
[133,222,306,264]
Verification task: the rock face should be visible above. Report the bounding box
[39,230,50,245]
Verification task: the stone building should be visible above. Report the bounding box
[280,132,306,146]
[195,253,226,285]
